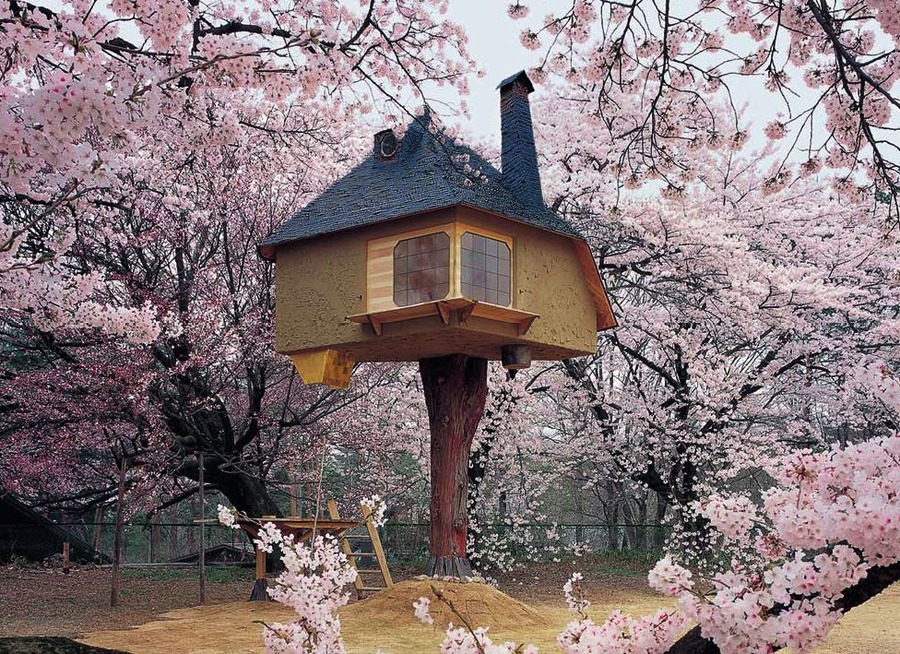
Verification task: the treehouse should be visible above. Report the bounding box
[259,71,616,388]
[260,71,617,578]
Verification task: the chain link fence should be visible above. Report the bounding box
[0,521,667,567]
[0,522,251,566]
[381,523,668,563]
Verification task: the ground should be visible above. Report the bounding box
[1,559,898,653]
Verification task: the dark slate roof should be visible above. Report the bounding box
[258,109,583,259]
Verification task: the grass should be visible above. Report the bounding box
[576,550,661,575]
[122,566,253,584]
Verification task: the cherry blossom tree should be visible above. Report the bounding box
[509,0,900,218]
[550,170,897,563]
[433,149,897,569]
[4,2,899,651]
[1,0,474,337]
[1,0,476,516]
[0,132,409,518]
[410,363,900,653]
[249,398,899,652]
[0,335,164,511]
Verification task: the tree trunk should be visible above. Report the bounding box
[149,514,160,563]
[498,490,508,540]
[573,475,584,546]
[198,452,206,605]
[601,479,620,551]
[92,506,104,554]
[206,465,282,518]
[420,355,488,578]
[110,458,127,608]
[653,495,668,551]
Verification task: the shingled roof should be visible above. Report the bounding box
[258,96,584,261]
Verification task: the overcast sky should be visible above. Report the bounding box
[433,2,854,161]
[443,1,543,144]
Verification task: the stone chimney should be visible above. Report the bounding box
[498,71,543,206]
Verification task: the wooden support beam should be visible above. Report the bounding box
[290,349,354,389]
[346,298,539,336]
[361,503,393,587]
[457,301,477,323]
[328,500,366,600]
[250,545,268,601]
[517,315,537,336]
[436,301,452,325]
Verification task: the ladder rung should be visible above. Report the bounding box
[355,568,383,574]
[347,551,376,557]
[361,586,385,592]
[343,534,369,540]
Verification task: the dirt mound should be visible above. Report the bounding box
[345,579,552,631]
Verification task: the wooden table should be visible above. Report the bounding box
[238,517,360,600]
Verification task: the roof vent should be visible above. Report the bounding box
[374,129,399,162]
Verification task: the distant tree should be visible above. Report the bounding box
[0,135,406,517]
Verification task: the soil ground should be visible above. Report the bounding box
[2,559,897,653]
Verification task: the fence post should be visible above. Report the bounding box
[93,506,104,554]
[198,451,206,605]
[110,457,127,607]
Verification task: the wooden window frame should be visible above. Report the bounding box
[459,230,513,307]
[365,222,515,313]
[392,232,451,307]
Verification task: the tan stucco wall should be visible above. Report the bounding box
[456,206,597,355]
[273,206,597,361]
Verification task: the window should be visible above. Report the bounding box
[393,232,450,306]
[461,232,511,306]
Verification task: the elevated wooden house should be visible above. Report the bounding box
[259,72,616,388]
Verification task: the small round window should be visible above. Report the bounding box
[460,232,511,306]
[393,232,450,306]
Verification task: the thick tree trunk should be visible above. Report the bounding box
[665,560,900,654]
[420,355,488,578]
[200,462,282,518]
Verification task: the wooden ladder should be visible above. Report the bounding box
[327,500,394,599]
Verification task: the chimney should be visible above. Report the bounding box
[498,71,543,206]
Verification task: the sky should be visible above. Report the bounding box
[441,1,779,148]
[436,2,787,154]
[436,1,844,167]
[444,1,545,144]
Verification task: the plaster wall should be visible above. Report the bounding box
[274,206,597,361]
[456,206,597,355]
